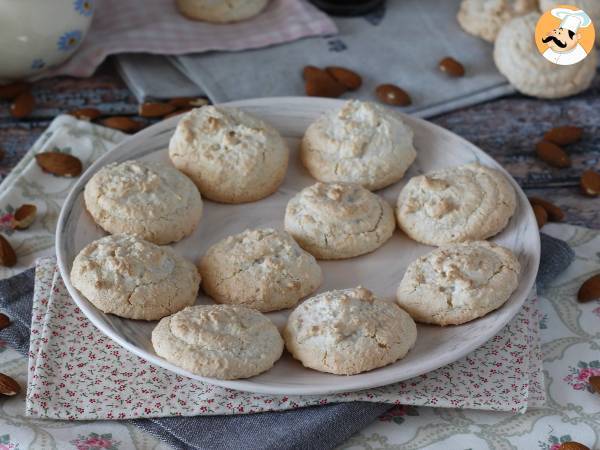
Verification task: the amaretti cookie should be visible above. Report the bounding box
[198,228,322,312]
[71,234,200,321]
[301,100,416,191]
[284,182,395,259]
[84,160,202,245]
[457,0,537,42]
[176,0,269,23]
[283,287,417,375]
[396,163,516,246]
[152,305,283,379]
[168,106,289,203]
[396,241,520,326]
[494,12,597,98]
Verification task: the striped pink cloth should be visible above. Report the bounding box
[43,0,337,78]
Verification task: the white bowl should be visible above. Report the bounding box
[0,0,94,82]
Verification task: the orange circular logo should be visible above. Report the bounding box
[535,4,595,65]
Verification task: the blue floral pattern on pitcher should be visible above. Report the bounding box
[74,0,94,16]
[57,30,83,52]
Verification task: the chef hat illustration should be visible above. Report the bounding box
[551,8,592,33]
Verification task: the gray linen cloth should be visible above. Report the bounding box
[116,0,517,117]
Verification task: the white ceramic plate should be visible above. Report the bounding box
[56,97,540,395]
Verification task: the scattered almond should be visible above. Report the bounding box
[532,204,547,228]
[0,373,20,396]
[10,91,35,119]
[326,66,362,90]
[168,97,208,108]
[535,140,571,168]
[375,84,411,106]
[544,126,583,146]
[35,152,82,177]
[302,65,323,81]
[139,102,176,118]
[305,71,347,98]
[12,204,37,230]
[0,313,9,330]
[0,82,30,100]
[559,442,590,450]
[0,235,16,267]
[528,197,564,222]
[578,274,600,303]
[99,116,142,133]
[580,169,600,197]
[589,375,600,393]
[439,57,465,77]
[69,107,102,121]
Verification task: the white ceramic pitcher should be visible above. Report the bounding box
[0,0,95,83]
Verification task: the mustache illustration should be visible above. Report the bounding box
[542,35,567,48]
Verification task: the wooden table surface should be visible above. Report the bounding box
[1,62,598,228]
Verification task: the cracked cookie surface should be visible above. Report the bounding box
[396,241,520,326]
[300,100,416,191]
[84,159,203,245]
[198,228,322,312]
[168,106,289,204]
[283,287,417,375]
[71,234,200,320]
[396,163,516,246]
[152,304,284,379]
[284,182,395,259]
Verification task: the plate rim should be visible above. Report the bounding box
[55,96,540,395]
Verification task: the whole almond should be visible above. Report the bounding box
[0,235,16,267]
[589,375,600,393]
[536,141,571,168]
[559,442,590,450]
[580,169,600,197]
[69,107,102,121]
[578,274,600,303]
[139,102,176,118]
[10,91,35,119]
[528,197,564,222]
[0,313,9,330]
[12,204,37,230]
[302,65,323,81]
[375,84,411,106]
[0,373,20,396]
[99,116,142,133]
[326,66,362,90]
[168,97,208,108]
[544,126,583,146]
[35,152,82,177]
[532,204,547,228]
[305,71,347,98]
[439,57,465,77]
[0,81,30,100]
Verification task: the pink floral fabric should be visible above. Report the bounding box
[26,257,545,420]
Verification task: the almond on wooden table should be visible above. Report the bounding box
[35,152,82,177]
[580,169,600,197]
[10,91,35,119]
[139,102,176,118]
[532,204,548,228]
[439,57,465,77]
[375,84,411,106]
[578,274,600,303]
[305,70,347,98]
[558,442,590,450]
[0,313,9,330]
[325,66,362,90]
[99,116,142,133]
[543,126,583,146]
[589,375,600,393]
[0,81,30,100]
[0,235,16,267]
[12,204,37,230]
[69,107,102,121]
[535,140,571,168]
[0,373,20,397]
[528,197,564,222]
